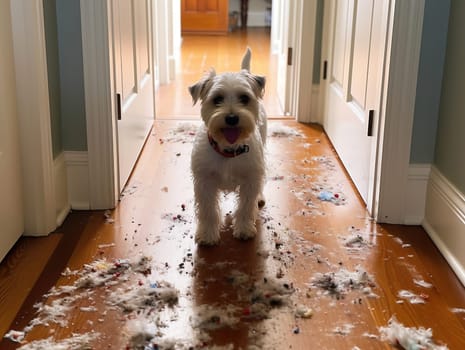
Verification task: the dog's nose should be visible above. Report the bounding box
[225,114,239,126]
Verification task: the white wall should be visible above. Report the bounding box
[229,0,271,27]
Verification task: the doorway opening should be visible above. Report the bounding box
[155,18,287,120]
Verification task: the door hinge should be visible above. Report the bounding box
[116,93,122,121]
[323,60,328,80]
[367,110,374,136]
[287,47,293,66]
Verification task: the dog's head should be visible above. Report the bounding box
[188,49,265,146]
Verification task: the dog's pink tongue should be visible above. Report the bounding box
[222,128,241,144]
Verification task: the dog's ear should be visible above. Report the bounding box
[188,69,216,105]
[245,73,266,99]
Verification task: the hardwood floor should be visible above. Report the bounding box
[156,28,284,118]
[2,29,465,349]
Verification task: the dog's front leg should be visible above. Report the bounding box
[194,180,221,245]
[233,183,261,240]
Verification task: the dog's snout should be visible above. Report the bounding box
[225,114,239,126]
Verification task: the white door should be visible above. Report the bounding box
[323,0,389,203]
[112,0,155,189]
[0,1,24,261]
[275,0,292,113]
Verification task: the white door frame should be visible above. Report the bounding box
[10,0,426,225]
[371,0,425,223]
[318,0,425,223]
[10,0,57,235]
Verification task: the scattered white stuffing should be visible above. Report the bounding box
[3,330,25,343]
[268,124,303,137]
[294,304,313,318]
[97,242,116,249]
[79,306,97,312]
[16,332,100,350]
[362,332,379,339]
[124,318,158,349]
[311,266,375,299]
[397,290,426,304]
[108,281,179,313]
[450,307,465,314]
[413,279,433,288]
[379,316,448,350]
[162,122,199,143]
[191,304,240,330]
[333,323,354,336]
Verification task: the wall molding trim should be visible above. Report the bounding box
[404,163,431,225]
[63,151,90,210]
[423,166,465,287]
[54,152,70,226]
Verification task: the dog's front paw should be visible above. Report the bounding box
[233,222,257,241]
[195,226,220,246]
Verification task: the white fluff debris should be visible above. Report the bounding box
[379,316,448,350]
[413,279,433,289]
[268,124,303,137]
[16,332,100,350]
[450,307,465,314]
[311,266,375,299]
[397,290,426,304]
[191,304,240,330]
[108,281,179,313]
[3,330,25,343]
[124,318,157,348]
[162,122,198,143]
[333,323,354,336]
[294,304,313,318]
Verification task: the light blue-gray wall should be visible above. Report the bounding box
[55,0,87,152]
[410,0,450,164]
[43,0,62,158]
[434,0,465,194]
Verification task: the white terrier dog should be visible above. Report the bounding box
[189,48,267,245]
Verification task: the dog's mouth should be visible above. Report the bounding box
[221,127,241,144]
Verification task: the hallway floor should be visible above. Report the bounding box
[1,29,465,349]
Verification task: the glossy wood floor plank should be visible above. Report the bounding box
[0,235,61,336]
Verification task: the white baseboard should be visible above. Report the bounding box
[403,164,431,225]
[64,151,90,210]
[423,166,465,287]
[54,152,70,226]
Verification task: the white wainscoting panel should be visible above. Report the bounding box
[423,166,465,287]
[64,151,90,210]
[54,152,70,226]
[404,164,431,225]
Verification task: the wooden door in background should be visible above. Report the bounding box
[181,0,229,34]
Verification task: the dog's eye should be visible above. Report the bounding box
[239,94,250,105]
[213,95,224,106]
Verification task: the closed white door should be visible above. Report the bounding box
[0,1,24,261]
[112,0,155,189]
[323,0,389,202]
[275,0,291,113]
